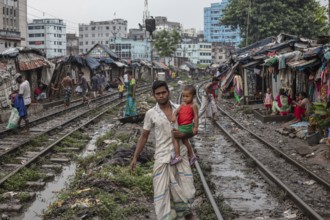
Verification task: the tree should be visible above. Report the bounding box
[221,0,328,46]
[154,29,181,66]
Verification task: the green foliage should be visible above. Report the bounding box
[154,30,181,58]
[221,0,328,45]
[3,168,45,191]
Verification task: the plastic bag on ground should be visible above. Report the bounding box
[6,108,19,129]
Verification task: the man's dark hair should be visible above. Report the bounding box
[66,72,71,76]
[152,80,169,94]
[300,92,307,98]
[183,85,196,96]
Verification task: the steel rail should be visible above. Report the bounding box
[177,89,224,220]
[196,82,324,220]
[215,92,330,190]
[0,84,150,139]
[0,85,150,158]
[0,87,150,186]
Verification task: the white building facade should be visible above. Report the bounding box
[79,19,127,54]
[176,40,212,65]
[27,19,66,58]
[0,0,27,51]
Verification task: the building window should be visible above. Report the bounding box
[85,41,88,45]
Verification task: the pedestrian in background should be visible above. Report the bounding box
[199,77,218,121]
[118,81,124,99]
[131,80,195,220]
[79,72,89,105]
[124,72,137,117]
[91,74,99,99]
[61,72,73,109]
[15,73,31,132]
[123,71,129,89]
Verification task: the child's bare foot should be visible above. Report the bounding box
[189,155,199,166]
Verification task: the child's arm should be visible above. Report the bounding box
[172,105,181,123]
[192,104,199,134]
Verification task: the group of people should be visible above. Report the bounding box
[263,87,311,123]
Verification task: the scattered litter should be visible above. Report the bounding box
[76,188,92,194]
[306,152,315,158]
[283,209,297,219]
[2,192,17,198]
[103,139,119,145]
[21,160,26,165]
[303,180,315,185]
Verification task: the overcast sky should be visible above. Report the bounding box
[27,0,218,34]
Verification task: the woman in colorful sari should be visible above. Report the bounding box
[124,72,137,117]
[292,92,310,121]
[233,72,243,105]
[272,88,292,115]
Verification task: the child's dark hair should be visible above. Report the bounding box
[152,80,169,94]
[183,85,196,96]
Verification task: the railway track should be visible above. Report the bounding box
[195,81,329,219]
[0,85,151,199]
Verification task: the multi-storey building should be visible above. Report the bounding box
[204,1,241,47]
[176,37,212,65]
[109,37,151,61]
[0,0,27,51]
[212,42,233,64]
[155,16,181,32]
[27,19,66,58]
[79,19,127,54]
[66,33,79,55]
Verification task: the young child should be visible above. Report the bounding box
[171,85,199,166]
[264,88,273,114]
[118,81,124,99]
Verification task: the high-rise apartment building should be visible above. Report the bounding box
[79,19,127,54]
[27,19,67,58]
[0,0,27,51]
[204,1,241,47]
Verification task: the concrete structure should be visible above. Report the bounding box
[79,19,127,54]
[155,16,181,32]
[27,19,67,58]
[109,37,151,61]
[0,0,27,51]
[128,28,148,41]
[66,34,79,55]
[176,37,212,65]
[204,1,241,47]
[212,43,233,64]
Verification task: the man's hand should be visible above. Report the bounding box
[130,158,137,175]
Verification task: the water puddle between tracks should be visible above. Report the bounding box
[12,123,113,220]
[195,120,280,218]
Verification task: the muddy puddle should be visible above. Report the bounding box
[11,122,114,220]
[194,119,289,219]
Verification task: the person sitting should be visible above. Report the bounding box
[272,88,292,115]
[292,92,310,122]
[34,84,47,101]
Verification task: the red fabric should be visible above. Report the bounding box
[177,104,194,125]
[264,104,272,108]
[294,106,306,120]
[34,87,42,96]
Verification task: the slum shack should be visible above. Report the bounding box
[0,47,55,122]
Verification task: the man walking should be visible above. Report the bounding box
[131,81,195,220]
[61,72,73,109]
[199,77,219,121]
[79,72,89,105]
[15,74,31,132]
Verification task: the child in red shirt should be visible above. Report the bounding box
[171,85,199,166]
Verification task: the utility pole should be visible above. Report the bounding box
[146,18,156,81]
